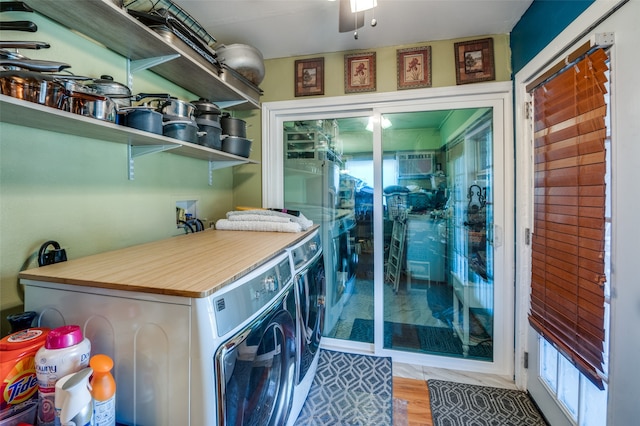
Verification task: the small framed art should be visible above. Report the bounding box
[453,38,495,85]
[397,46,432,90]
[344,52,376,93]
[294,57,324,97]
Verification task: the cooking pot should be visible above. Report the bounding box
[196,117,222,150]
[61,90,117,122]
[85,75,132,108]
[0,69,66,108]
[119,106,163,134]
[191,98,221,122]
[221,135,252,158]
[216,44,265,86]
[220,114,246,138]
[147,97,196,121]
[163,120,199,143]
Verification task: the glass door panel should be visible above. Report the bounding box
[282,117,374,341]
[381,109,494,361]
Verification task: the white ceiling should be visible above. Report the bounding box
[174,0,534,60]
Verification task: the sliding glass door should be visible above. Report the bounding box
[264,84,513,375]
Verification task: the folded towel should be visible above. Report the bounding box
[226,209,314,231]
[227,214,291,223]
[215,219,302,233]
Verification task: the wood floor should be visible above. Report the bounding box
[393,377,433,426]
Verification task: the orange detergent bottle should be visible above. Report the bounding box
[89,354,116,426]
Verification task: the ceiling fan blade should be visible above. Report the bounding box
[339,0,364,33]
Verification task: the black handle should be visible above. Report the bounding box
[38,240,67,267]
[0,2,34,12]
[0,20,38,32]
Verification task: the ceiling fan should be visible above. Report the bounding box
[338,0,378,39]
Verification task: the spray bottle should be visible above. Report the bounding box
[54,367,93,426]
[89,354,116,426]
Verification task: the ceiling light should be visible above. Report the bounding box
[366,116,392,131]
[350,0,377,13]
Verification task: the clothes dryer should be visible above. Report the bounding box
[286,229,325,425]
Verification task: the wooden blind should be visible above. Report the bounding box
[529,48,608,389]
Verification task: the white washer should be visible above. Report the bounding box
[24,252,297,426]
[286,229,325,425]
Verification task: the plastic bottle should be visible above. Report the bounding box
[0,327,49,426]
[35,325,91,426]
[89,354,116,426]
[54,367,93,426]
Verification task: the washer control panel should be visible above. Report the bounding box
[212,253,292,337]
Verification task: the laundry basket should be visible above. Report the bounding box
[385,192,408,220]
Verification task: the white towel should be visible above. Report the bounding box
[226,209,314,231]
[227,214,291,223]
[215,219,302,233]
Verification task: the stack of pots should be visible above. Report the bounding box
[220,113,251,158]
[191,98,222,150]
[148,97,199,144]
[85,76,164,134]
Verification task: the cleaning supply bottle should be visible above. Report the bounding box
[54,367,93,426]
[89,354,116,426]
[35,325,91,426]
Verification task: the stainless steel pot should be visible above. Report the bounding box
[0,69,65,108]
[61,90,117,122]
[216,44,265,86]
[147,97,196,121]
[221,135,252,158]
[191,98,221,121]
[85,75,132,108]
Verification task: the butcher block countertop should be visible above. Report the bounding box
[19,227,317,298]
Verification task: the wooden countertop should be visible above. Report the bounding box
[19,227,317,298]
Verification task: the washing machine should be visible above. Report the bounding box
[286,229,326,425]
[24,252,298,426]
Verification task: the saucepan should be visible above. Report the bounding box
[0,69,66,108]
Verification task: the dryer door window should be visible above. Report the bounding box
[216,300,297,426]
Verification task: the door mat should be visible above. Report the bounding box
[349,318,492,360]
[294,349,393,425]
[427,379,548,426]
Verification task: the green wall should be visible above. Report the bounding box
[0,12,235,333]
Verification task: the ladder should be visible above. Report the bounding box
[385,212,407,293]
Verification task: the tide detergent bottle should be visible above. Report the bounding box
[35,325,91,426]
[0,327,49,425]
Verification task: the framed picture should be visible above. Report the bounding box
[294,57,324,97]
[397,46,432,90]
[453,38,495,85]
[344,52,376,93]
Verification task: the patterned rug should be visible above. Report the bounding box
[294,349,393,425]
[349,318,492,360]
[428,380,548,426]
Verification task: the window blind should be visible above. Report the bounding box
[529,48,608,389]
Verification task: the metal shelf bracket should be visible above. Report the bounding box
[209,160,246,185]
[128,144,179,180]
[127,55,181,88]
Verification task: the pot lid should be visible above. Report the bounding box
[191,98,220,114]
[86,75,131,97]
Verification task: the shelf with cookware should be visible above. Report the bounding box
[0,94,258,183]
[24,0,261,110]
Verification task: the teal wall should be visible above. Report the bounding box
[511,0,594,73]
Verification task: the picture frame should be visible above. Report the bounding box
[453,38,495,85]
[344,52,376,93]
[294,57,324,97]
[396,46,432,90]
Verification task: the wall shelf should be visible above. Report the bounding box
[24,0,260,110]
[1,95,258,180]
